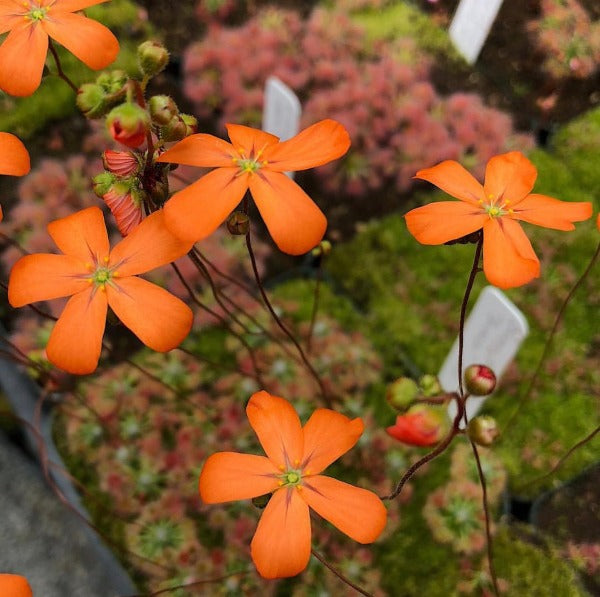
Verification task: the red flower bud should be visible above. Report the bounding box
[386,405,447,447]
[464,364,497,396]
[106,103,150,148]
[102,181,145,236]
[102,150,140,177]
[467,415,499,446]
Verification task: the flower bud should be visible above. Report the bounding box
[419,374,442,397]
[464,364,497,396]
[97,70,128,95]
[138,41,169,77]
[467,415,499,446]
[180,113,198,136]
[160,115,187,142]
[311,240,332,258]
[386,377,419,412]
[227,211,249,235]
[106,103,150,148]
[76,84,107,118]
[148,95,179,125]
[92,172,115,198]
[102,180,145,236]
[386,404,448,447]
[102,150,140,177]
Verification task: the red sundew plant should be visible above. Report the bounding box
[0,2,599,596]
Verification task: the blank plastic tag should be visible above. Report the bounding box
[441,286,528,422]
[449,0,504,64]
[262,76,301,179]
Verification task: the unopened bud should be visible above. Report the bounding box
[160,115,187,142]
[102,150,140,177]
[467,415,499,446]
[148,95,179,125]
[419,374,442,397]
[386,377,419,412]
[137,41,169,77]
[76,84,107,118]
[92,172,115,198]
[106,103,150,148]
[227,211,249,235]
[464,364,497,396]
[386,404,447,447]
[97,70,128,95]
[311,240,332,258]
[180,113,198,136]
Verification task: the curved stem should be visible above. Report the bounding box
[48,40,78,92]
[502,239,600,432]
[311,548,374,597]
[470,440,500,596]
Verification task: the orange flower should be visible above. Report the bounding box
[8,207,193,374]
[199,390,387,579]
[0,574,32,597]
[0,132,31,220]
[405,152,592,288]
[157,119,350,255]
[0,0,119,97]
[386,405,446,447]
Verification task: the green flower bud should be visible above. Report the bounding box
[419,374,442,397]
[467,415,499,446]
[148,95,179,125]
[386,377,419,412]
[97,70,128,95]
[311,240,332,258]
[180,113,198,136]
[76,83,107,118]
[138,41,169,77]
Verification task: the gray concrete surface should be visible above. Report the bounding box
[0,430,137,597]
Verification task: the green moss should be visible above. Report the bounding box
[0,0,152,138]
[351,1,463,63]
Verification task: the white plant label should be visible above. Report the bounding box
[441,286,528,423]
[449,0,504,64]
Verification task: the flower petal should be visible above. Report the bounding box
[108,210,193,276]
[251,487,311,579]
[157,134,236,168]
[163,168,249,243]
[302,475,387,544]
[0,574,33,597]
[107,276,192,352]
[226,124,279,157]
[54,0,110,11]
[46,286,107,374]
[246,391,303,469]
[415,160,484,206]
[511,194,592,230]
[483,218,540,289]
[483,152,537,205]
[0,2,25,36]
[404,201,487,245]
[301,410,363,474]
[47,206,110,261]
[0,132,30,176]
[263,119,350,172]
[8,254,89,307]
[0,21,48,97]
[42,10,118,70]
[250,170,326,255]
[199,452,279,503]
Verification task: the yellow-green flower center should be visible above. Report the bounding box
[480,193,513,219]
[27,6,48,21]
[86,261,119,290]
[236,157,262,174]
[280,468,303,487]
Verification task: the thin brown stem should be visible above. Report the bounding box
[245,226,332,406]
[48,40,78,92]
[470,440,500,596]
[310,548,374,597]
[515,423,600,492]
[502,240,600,432]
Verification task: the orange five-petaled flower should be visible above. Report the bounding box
[8,207,193,374]
[0,0,119,97]
[157,119,350,255]
[405,152,592,289]
[199,391,387,579]
[0,574,32,597]
[0,132,31,220]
